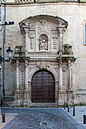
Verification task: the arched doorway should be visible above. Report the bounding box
[31,70,55,103]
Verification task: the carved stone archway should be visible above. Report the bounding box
[28,66,59,105]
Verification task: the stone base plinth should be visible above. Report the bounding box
[58,90,74,106]
[15,89,31,107]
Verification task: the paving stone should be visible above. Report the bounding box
[1,108,84,129]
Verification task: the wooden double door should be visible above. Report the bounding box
[31,70,55,103]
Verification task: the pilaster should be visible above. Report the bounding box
[23,81,31,106]
[55,81,59,106]
[24,27,30,56]
[68,60,73,91]
[25,60,29,90]
[58,28,64,56]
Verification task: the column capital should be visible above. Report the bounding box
[24,26,30,33]
[25,60,29,67]
[68,60,72,68]
[16,60,19,67]
[59,59,63,66]
[58,26,66,33]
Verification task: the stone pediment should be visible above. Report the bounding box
[19,15,68,30]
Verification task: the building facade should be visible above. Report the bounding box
[0,0,86,106]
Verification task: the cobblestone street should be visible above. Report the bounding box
[1,108,84,129]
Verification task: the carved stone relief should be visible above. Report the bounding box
[36,62,50,69]
[38,20,49,35]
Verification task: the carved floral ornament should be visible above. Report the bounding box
[36,62,50,69]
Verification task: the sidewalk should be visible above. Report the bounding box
[0,113,17,129]
[63,106,86,129]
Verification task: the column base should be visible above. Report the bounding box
[58,90,74,106]
[15,90,20,100]
[15,89,31,107]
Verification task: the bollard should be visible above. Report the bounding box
[67,106,69,112]
[83,115,86,124]
[2,113,5,123]
[73,105,75,116]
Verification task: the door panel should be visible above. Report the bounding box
[31,70,55,103]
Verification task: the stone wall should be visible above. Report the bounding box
[0,2,86,105]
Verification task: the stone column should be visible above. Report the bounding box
[67,60,73,105]
[68,60,72,90]
[16,60,20,90]
[28,81,31,101]
[24,27,30,56]
[59,60,63,91]
[25,60,28,90]
[55,81,59,106]
[15,60,20,105]
[24,60,31,106]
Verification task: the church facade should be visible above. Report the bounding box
[0,0,86,106]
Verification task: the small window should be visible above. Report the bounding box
[84,23,86,45]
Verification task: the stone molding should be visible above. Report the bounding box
[28,66,58,82]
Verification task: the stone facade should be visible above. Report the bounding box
[0,1,86,106]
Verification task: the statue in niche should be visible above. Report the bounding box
[39,34,48,50]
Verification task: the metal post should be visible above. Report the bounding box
[0,48,2,106]
[67,106,69,112]
[0,3,14,106]
[0,64,1,106]
[73,105,75,116]
[2,113,5,123]
[67,91,69,112]
[2,3,6,98]
[83,115,86,124]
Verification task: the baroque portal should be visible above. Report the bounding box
[14,15,76,107]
